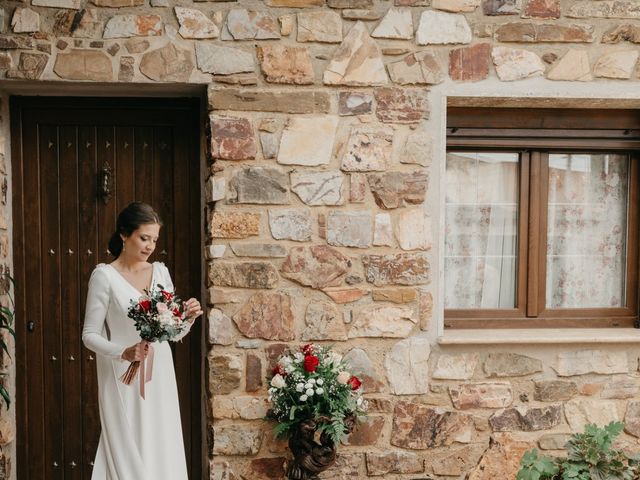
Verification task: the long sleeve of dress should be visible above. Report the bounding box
[82,267,126,360]
[160,263,193,343]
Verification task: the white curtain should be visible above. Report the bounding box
[445,152,518,309]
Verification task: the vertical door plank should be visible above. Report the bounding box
[152,126,173,265]
[168,122,192,469]
[59,126,82,480]
[115,127,135,212]
[39,124,64,480]
[97,127,116,265]
[134,127,153,204]
[78,126,100,480]
[187,109,203,480]
[176,110,202,479]
[10,101,28,480]
[18,113,46,480]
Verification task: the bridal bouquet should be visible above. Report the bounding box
[266,343,366,445]
[120,283,188,396]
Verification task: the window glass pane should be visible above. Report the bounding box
[546,153,628,308]
[445,152,519,308]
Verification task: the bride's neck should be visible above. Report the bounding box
[116,255,147,272]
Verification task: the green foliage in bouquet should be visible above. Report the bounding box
[266,344,367,445]
[0,274,15,409]
[517,422,640,480]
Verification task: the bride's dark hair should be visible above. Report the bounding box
[108,202,163,258]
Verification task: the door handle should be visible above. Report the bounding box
[27,321,35,332]
[99,161,113,204]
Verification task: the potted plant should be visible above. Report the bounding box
[266,343,367,480]
[517,422,640,480]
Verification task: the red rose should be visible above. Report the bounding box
[303,355,319,373]
[272,364,286,376]
[139,299,151,311]
[161,290,173,301]
[172,308,181,317]
[301,344,314,356]
[347,375,362,391]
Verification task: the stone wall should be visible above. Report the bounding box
[3,0,640,478]
[0,95,15,480]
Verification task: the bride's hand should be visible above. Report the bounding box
[184,298,203,322]
[122,341,149,361]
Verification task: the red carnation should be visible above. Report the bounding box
[303,355,319,373]
[161,290,173,301]
[301,344,314,356]
[347,375,362,391]
[272,364,286,376]
[139,299,152,312]
[172,308,181,317]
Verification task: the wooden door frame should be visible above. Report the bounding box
[9,93,207,479]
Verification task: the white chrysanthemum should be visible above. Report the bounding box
[305,388,314,396]
[300,394,308,401]
[308,378,316,384]
[296,383,305,392]
[316,387,324,394]
[316,378,324,386]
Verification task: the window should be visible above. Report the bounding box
[444,108,640,329]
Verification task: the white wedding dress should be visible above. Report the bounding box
[82,262,191,480]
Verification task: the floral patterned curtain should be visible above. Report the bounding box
[546,154,628,308]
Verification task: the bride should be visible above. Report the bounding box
[82,202,202,480]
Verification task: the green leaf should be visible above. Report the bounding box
[0,386,9,410]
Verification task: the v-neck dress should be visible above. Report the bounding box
[82,262,191,480]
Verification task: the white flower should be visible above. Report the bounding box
[158,311,173,326]
[306,388,314,396]
[294,352,304,363]
[270,374,286,389]
[308,378,316,384]
[357,396,363,406]
[316,378,324,386]
[285,364,295,374]
[337,371,351,384]
[157,302,168,313]
[328,351,343,365]
[316,387,324,395]
[300,394,308,401]
[304,382,312,389]
[296,383,305,392]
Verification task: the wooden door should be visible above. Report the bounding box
[10,97,202,480]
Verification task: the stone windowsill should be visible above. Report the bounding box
[438,328,640,345]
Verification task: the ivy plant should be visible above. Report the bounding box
[0,274,15,410]
[517,422,640,480]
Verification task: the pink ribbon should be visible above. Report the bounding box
[139,341,155,399]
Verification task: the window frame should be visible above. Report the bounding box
[444,108,640,329]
